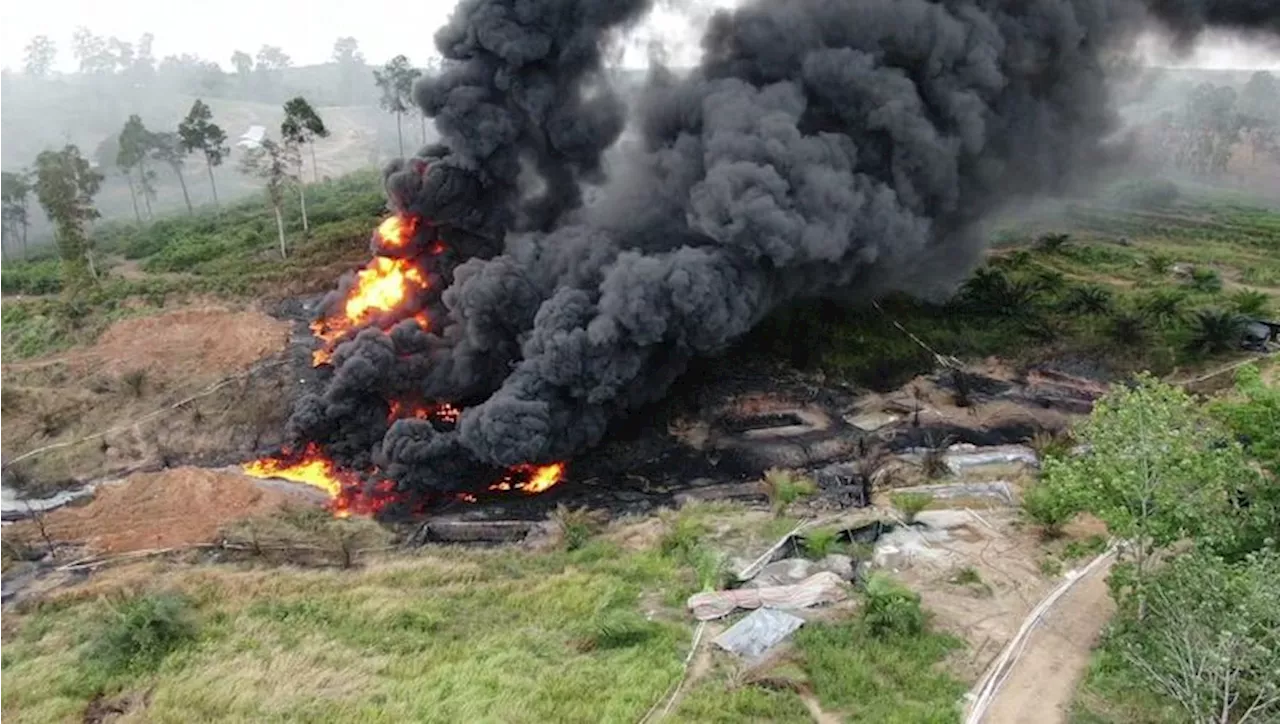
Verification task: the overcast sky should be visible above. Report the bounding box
[2,0,1278,74]
[0,0,712,72]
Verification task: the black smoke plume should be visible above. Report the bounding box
[290,0,1280,494]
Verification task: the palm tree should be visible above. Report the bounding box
[1061,285,1114,315]
[1187,309,1246,356]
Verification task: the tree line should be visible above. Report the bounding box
[1154,70,1280,176]
[1,94,334,281]
[15,31,433,118]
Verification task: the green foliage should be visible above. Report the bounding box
[1027,429,1076,461]
[1060,284,1114,315]
[1144,253,1173,276]
[1230,289,1271,316]
[800,527,841,559]
[1063,535,1109,561]
[1040,375,1257,580]
[32,144,103,286]
[1138,289,1187,327]
[1102,550,1280,724]
[791,616,964,723]
[862,574,926,638]
[1021,481,1079,537]
[281,96,329,146]
[82,593,197,679]
[1035,232,1072,252]
[0,257,64,295]
[1209,364,1280,474]
[890,492,933,523]
[1107,311,1148,346]
[1186,308,1245,355]
[961,267,1040,317]
[550,505,605,551]
[1187,266,1223,293]
[575,610,662,652]
[761,468,816,517]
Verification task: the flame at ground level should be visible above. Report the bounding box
[243,446,567,517]
[310,252,431,366]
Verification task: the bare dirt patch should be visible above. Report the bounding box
[8,467,324,555]
[85,306,289,383]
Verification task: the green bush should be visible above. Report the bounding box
[1230,289,1271,317]
[83,593,197,678]
[1188,267,1223,294]
[890,492,933,523]
[801,527,842,559]
[1021,482,1079,537]
[863,574,925,638]
[0,258,64,295]
[761,468,816,516]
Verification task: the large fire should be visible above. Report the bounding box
[246,213,567,516]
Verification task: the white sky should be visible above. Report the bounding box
[1,1,1277,74]
[0,0,712,72]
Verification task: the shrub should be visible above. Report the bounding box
[889,492,933,524]
[1021,482,1079,537]
[863,574,925,638]
[1035,233,1072,252]
[1107,311,1148,345]
[761,468,816,517]
[1060,285,1113,315]
[574,610,660,652]
[83,593,197,678]
[1187,308,1245,356]
[1027,429,1076,461]
[1140,289,1188,327]
[801,527,842,559]
[1230,289,1271,317]
[549,505,605,551]
[1145,253,1174,276]
[1115,179,1180,209]
[1188,267,1223,294]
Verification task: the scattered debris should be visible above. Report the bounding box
[872,526,957,570]
[898,443,1038,475]
[745,555,855,588]
[713,608,807,658]
[687,571,848,620]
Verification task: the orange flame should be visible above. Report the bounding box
[310,252,430,366]
[377,215,420,248]
[242,443,403,518]
[489,462,567,494]
[387,400,461,424]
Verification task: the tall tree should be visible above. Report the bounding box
[150,132,193,215]
[239,139,298,259]
[177,99,229,207]
[1238,71,1280,166]
[117,115,157,219]
[230,50,254,77]
[282,96,329,182]
[332,37,365,103]
[71,27,113,75]
[33,145,103,284]
[23,36,56,78]
[374,55,420,158]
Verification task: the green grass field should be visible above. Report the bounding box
[1,503,965,723]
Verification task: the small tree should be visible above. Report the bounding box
[149,132,193,215]
[1040,375,1252,612]
[239,138,297,259]
[374,55,420,158]
[33,145,103,285]
[177,100,229,207]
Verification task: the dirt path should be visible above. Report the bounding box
[980,559,1115,724]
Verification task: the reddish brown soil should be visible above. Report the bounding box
[88,306,289,381]
[10,467,322,555]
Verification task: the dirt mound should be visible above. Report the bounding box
[89,306,290,381]
[10,467,324,555]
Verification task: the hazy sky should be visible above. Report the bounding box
[0,0,711,72]
[3,0,1278,74]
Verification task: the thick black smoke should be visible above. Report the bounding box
[291,0,1280,493]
